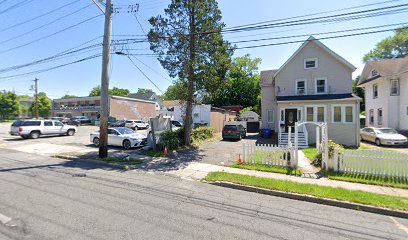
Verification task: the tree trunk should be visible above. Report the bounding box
[184,0,196,146]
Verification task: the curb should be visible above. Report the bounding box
[208,181,408,219]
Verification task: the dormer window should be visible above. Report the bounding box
[304,58,318,69]
[371,69,378,77]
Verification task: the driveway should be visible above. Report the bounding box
[0,123,148,157]
[361,141,408,155]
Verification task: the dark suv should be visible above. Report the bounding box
[222,124,246,140]
[68,116,91,126]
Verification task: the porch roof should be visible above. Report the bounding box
[277,93,360,102]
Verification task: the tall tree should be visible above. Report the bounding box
[29,92,51,118]
[148,0,233,145]
[363,27,408,62]
[161,82,188,101]
[353,76,365,112]
[203,54,261,112]
[89,85,130,97]
[0,91,20,119]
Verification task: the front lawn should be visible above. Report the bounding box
[205,172,408,211]
[302,148,317,160]
[325,172,408,189]
[231,162,301,176]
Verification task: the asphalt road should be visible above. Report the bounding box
[0,148,407,240]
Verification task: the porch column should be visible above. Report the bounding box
[294,122,298,167]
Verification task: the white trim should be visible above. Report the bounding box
[377,108,383,126]
[371,69,378,77]
[295,79,307,95]
[304,105,327,123]
[274,36,356,78]
[304,58,318,69]
[373,84,378,99]
[390,79,399,96]
[331,104,355,124]
[314,77,328,94]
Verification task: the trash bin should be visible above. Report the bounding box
[263,128,272,138]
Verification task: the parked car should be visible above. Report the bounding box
[51,117,69,124]
[125,120,149,130]
[222,124,246,140]
[94,116,117,126]
[90,127,147,150]
[9,120,76,139]
[360,127,407,146]
[109,119,127,127]
[68,116,92,126]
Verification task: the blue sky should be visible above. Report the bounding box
[0,0,406,99]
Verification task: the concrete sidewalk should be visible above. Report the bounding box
[167,162,408,198]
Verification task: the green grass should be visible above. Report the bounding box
[326,171,408,189]
[102,157,143,165]
[302,148,318,160]
[231,162,302,176]
[205,172,408,211]
[0,120,14,123]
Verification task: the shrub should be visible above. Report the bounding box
[191,127,214,143]
[157,129,182,151]
[312,140,343,166]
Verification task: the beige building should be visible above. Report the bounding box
[358,57,408,132]
[52,95,157,121]
[261,36,361,147]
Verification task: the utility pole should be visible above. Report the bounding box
[34,78,39,119]
[99,0,113,158]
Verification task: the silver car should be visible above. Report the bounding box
[90,127,147,149]
[9,119,76,139]
[360,127,408,146]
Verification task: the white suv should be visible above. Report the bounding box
[9,120,77,139]
[125,120,149,130]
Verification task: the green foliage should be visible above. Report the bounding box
[205,172,408,211]
[240,106,254,114]
[313,140,344,166]
[203,54,261,111]
[353,76,365,111]
[61,94,78,99]
[0,91,20,119]
[363,27,408,62]
[89,85,130,97]
[156,127,214,150]
[191,127,214,143]
[161,82,188,101]
[137,88,154,94]
[29,92,51,118]
[326,171,408,189]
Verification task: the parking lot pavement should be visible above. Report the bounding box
[181,132,259,166]
[0,123,148,157]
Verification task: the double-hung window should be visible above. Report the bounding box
[304,58,318,69]
[332,105,355,123]
[373,84,378,98]
[296,80,306,95]
[306,106,325,122]
[390,79,399,96]
[267,110,274,123]
[315,78,327,94]
[369,109,374,125]
[377,109,383,125]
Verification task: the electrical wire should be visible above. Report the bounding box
[0,0,36,15]
[125,54,163,93]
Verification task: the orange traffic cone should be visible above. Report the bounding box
[238,154,243,164]
[163,146,168,155]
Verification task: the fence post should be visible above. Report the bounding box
[294,123,298,167]
[288,127,292,148]
[333,148,339,172]
[243,143,246,163]
[316,126,320,153]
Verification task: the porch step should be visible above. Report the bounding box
[279,132,308,148]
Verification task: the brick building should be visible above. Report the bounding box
[51,95,157,121]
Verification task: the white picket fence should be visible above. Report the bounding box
[242,143,295,167]
[331,149,408,178]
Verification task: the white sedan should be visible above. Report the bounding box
[360,127,408,146]
[90,127,147,149]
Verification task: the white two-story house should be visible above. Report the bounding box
[358,56,408,133]
[261,36,361,147]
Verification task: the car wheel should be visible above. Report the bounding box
[67,129,75,136]
[123,140,131,150]
[30,131,40,139]
[93,137,100,147]
[375,138,381,146]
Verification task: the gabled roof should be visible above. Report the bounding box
[358,56,408,85]
[274,36,356,78]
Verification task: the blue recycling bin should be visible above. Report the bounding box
[263,128,272,138]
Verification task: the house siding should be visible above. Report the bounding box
[275,41,352,96]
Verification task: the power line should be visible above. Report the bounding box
[0,3,94,45]
[0,0,36,15]
[0,0,82,33]
[0,14,103,55]
[126,55,163,93]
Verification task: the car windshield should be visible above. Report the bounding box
[11,120,24,127]
[376,128,398,134]
[224,125,237,130]
[115,128,135,135]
